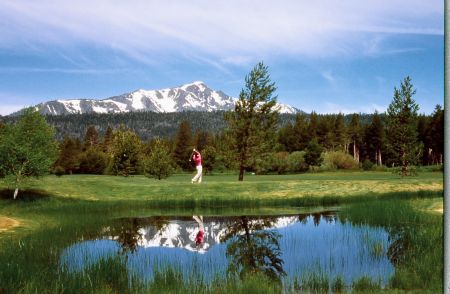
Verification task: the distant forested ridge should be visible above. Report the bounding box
[0,111,379,141]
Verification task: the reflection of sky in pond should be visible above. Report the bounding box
[60,214,394,286]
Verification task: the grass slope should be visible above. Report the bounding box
[1,171,443,202]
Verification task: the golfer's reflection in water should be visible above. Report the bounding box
[192,215,205,247]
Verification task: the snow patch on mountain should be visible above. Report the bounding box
[22,82,300,116]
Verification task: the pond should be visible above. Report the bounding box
[60,210,395,288]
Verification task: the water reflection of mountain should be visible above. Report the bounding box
[104,215,312,254]
[61,211,395,286]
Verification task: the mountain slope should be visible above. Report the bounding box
[26,81,299,115]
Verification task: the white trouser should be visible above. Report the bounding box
[192,165,203,183]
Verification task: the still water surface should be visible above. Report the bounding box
[60,211,394,285]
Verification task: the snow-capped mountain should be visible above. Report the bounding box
[27,81,299,115]
[106,216,300,254]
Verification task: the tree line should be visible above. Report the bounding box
[50,70,443,179]
[0,62,444,198]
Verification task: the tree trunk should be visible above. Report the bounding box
[239,166,245,181]
[377,149,382,166]
[14,171,21,200]
[356,146,360,162]
[353,140,356,161]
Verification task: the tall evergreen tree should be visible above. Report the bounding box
[365,112,385,166]
[348,114,362,162]
[428,105,444,165]
[55,137,82,174]
[194,131,211,152]
[293,113,310,150]
[316,115,334,150]
[83,125,99,150]
[102,125,114,153]
[386,76,421,176]
[277,123,296,152]
[173,120,193,170]
[333,113,347,151]
[224,62,278,181]
[307,111,319,141]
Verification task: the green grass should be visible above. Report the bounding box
[0,171,444,293]
[1,171,443,202]
[341,199,443,293]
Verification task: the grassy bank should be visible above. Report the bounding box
[0,197,442,293]
[0,171,443,202]
[0,171,443,293]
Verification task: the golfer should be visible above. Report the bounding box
[191,148,202,183]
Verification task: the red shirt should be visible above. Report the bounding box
[195,229,204,245]
[193,153,202,166]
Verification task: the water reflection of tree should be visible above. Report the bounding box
[387,225,414,265]
[298,211,337,226]
[220,216,286,282]
[106,217,169,254]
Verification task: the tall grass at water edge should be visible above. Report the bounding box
[341,199,443,293]
[0,197,443,293]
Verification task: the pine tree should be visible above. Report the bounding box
[293,113,309,150]
[365,112,385,166]
[386,76,421,176]
[307,112,319,141]
[55,137,82,174]
[201,145,217,174]
[173,120,193,170]
[333,113,347,151]
[83,125,99,150]
[348,114,362,162]
[428,105,444,165]
[224,62,278,181]
[144,138,174,180]
[194,131,211,152]
[102,125,114,152]
[277,123,296,152]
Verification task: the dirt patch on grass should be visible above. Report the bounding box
[0,216,20,232]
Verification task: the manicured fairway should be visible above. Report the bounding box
[1,171,443,202]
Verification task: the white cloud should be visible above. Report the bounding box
[0,1,442,62]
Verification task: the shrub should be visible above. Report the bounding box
[321,151,358,171]
[304,140,323,167]
[362,159,374,171]
[143,139,174,180]
[78,148,108,174]
[274,152,289,174]
[287,151,308,173]
[53,166,65,177]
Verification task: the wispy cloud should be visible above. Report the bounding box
[321,70,336,85]
[0,0,442,63]
[0,67,129,74]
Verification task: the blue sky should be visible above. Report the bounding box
[0,0,444,115]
